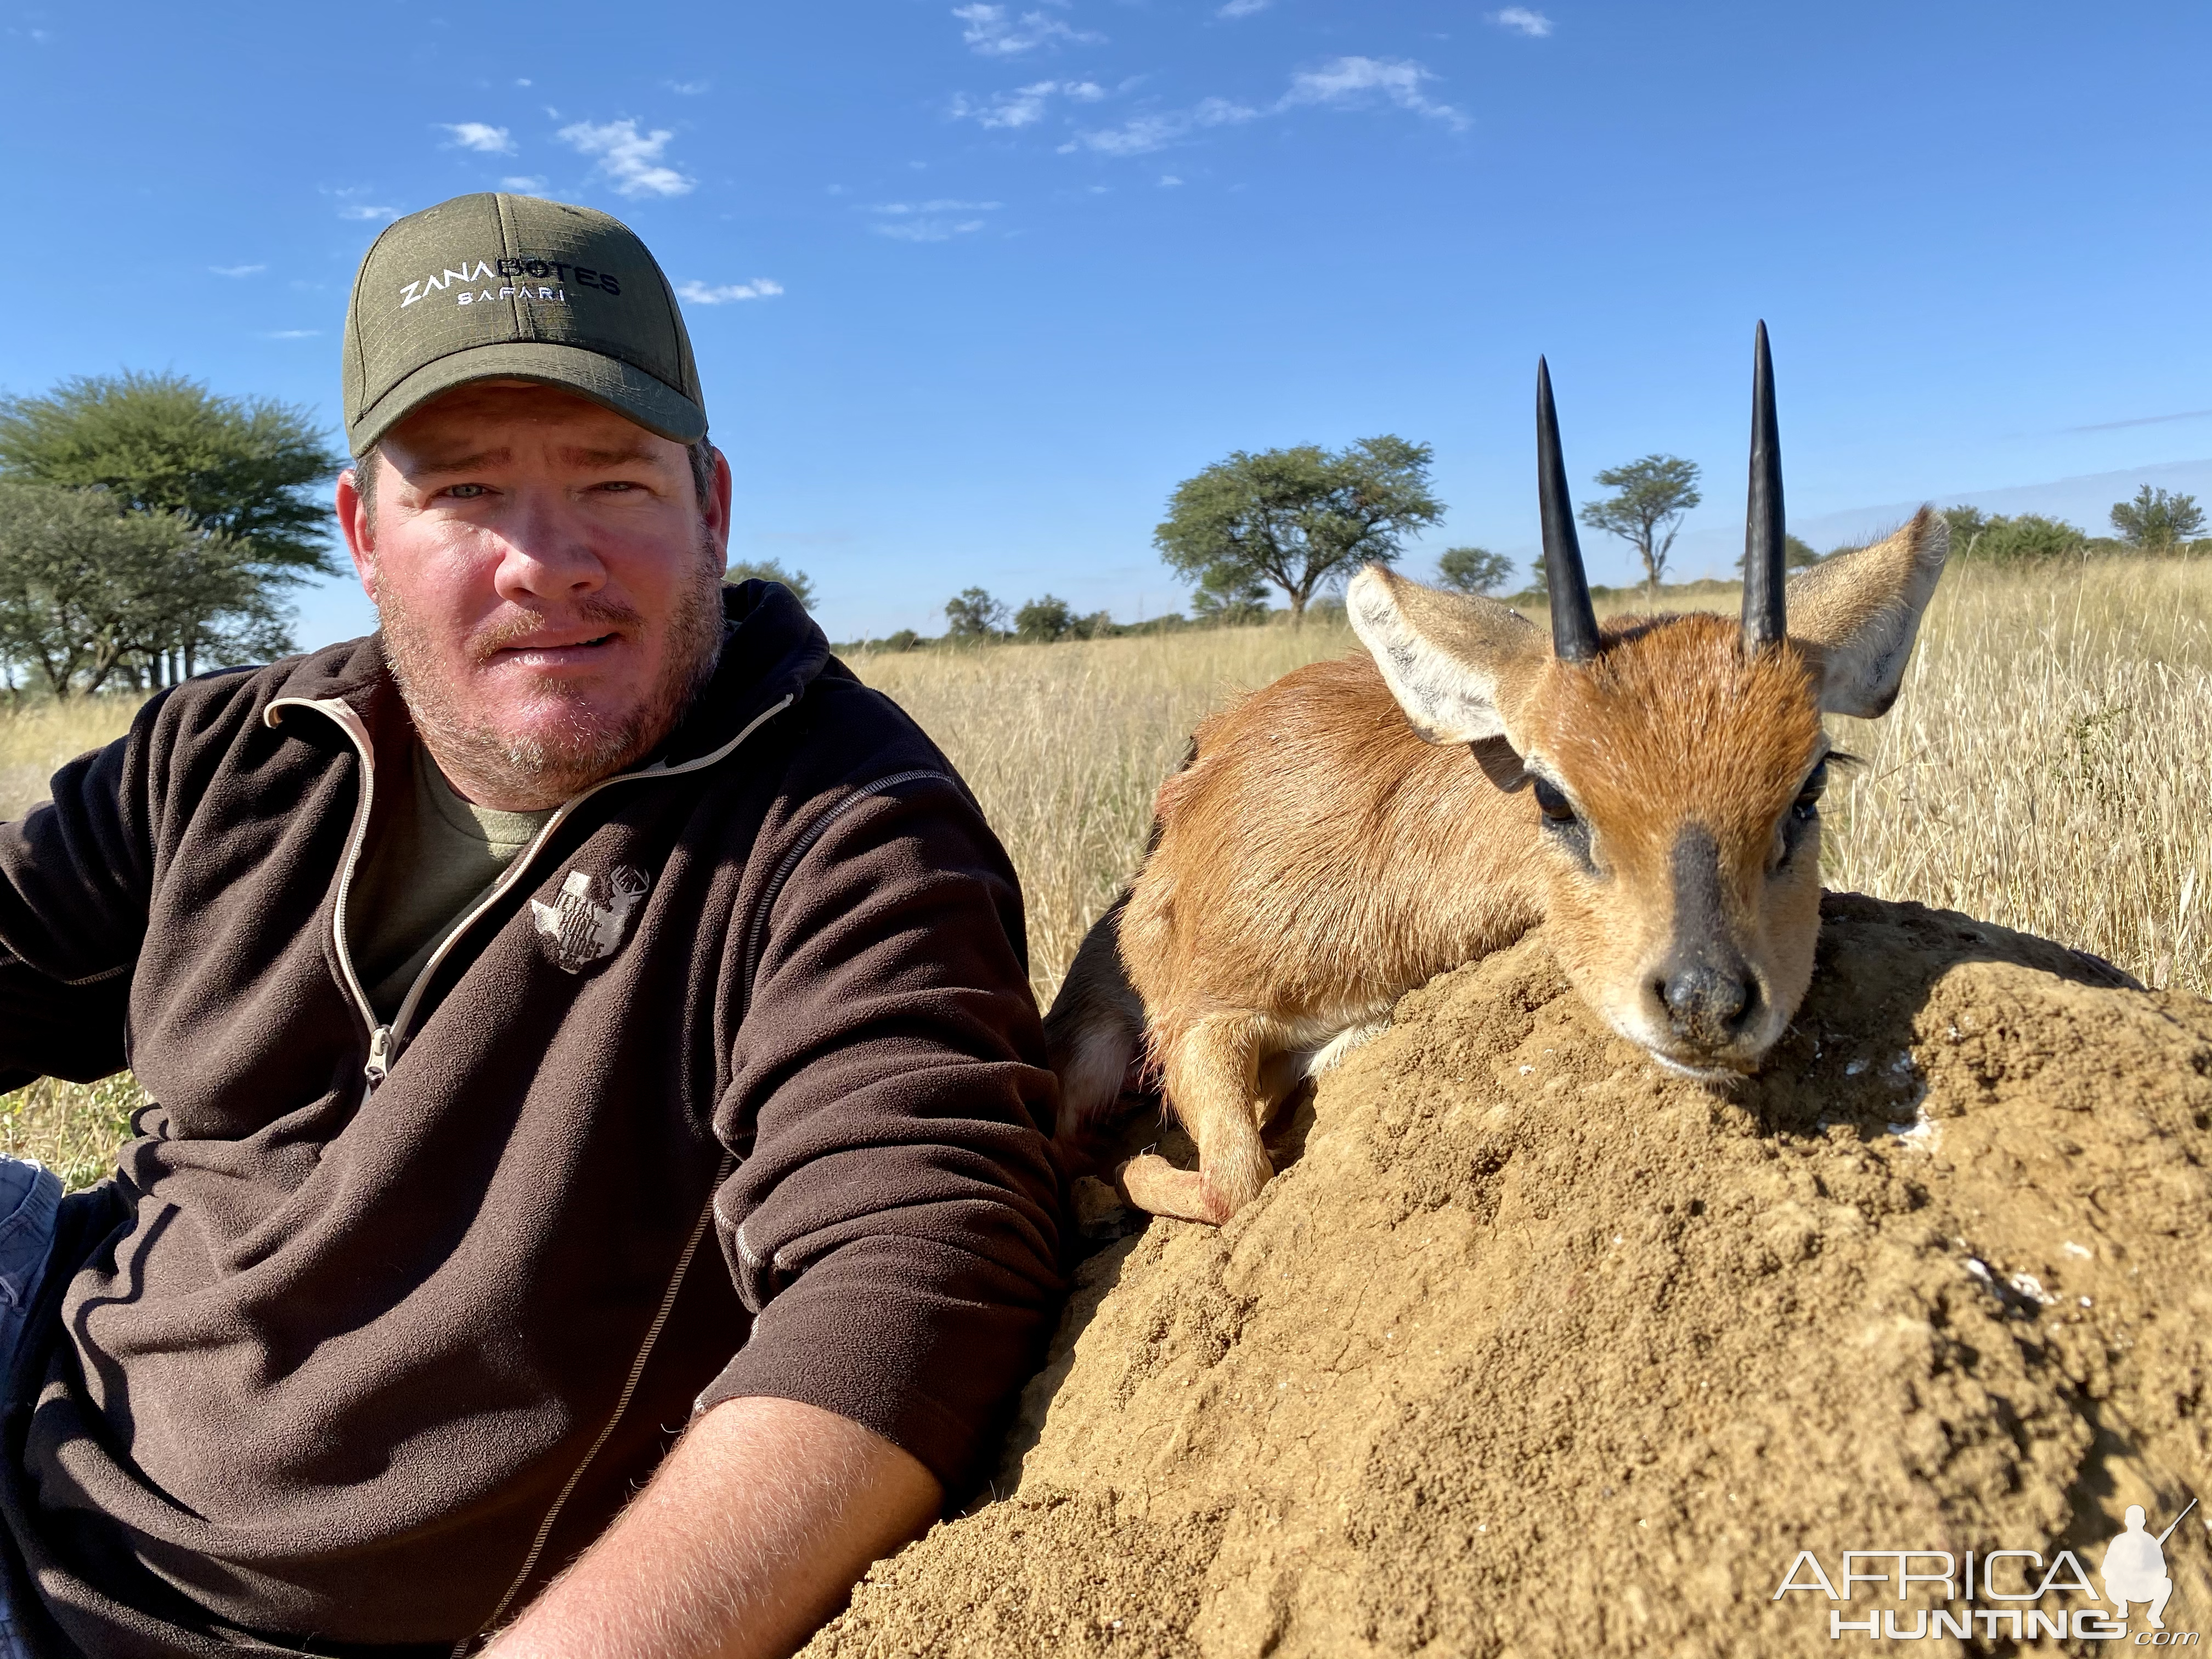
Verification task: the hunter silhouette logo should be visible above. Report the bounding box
[2105,1501,2197,1633]
[531,866,651,973]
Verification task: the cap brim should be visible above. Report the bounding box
[347,340,708,455]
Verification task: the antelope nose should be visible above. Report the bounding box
[1661,964,1752,1047]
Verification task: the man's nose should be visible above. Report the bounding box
[491,494,608,603]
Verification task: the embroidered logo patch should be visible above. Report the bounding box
[530,865,651,974]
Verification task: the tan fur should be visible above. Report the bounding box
[1045,510,1950,1223]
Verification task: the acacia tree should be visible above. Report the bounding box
[944,588,1007,639]
[1579,454,1702,597]
[1014,595,1074,642]
[2111,486,2204,549]
[724,558,815,610]
[1734,533,1822,575]
[0,483,283,697]
[0,371,341,681]
[1436,546,1512,596]
[1155,436,1444,624]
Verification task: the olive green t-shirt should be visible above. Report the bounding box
[348,743,556,1022]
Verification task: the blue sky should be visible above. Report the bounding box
[2,1,2208,646]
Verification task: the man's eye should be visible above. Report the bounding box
[1532,777,1578,825]
[441,483,489,500]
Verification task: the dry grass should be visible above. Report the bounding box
[5,557,2207,1186]
[0,1075,145,1193]
[0,695,146,822]
[856,625,1358,1000]
[1820,555,2212,995]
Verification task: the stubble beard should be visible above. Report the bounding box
[376,535,726,810]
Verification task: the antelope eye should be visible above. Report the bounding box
[1791,760,1829,823]
[1532,777,1578,825]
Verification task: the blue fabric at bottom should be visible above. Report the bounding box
[0,1155,61,1656]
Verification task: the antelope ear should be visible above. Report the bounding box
[1347,564,1545,746]
[1786,507,1950,718]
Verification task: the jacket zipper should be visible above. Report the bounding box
[266,691,795,1094]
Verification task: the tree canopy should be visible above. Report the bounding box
[0,371,343,686]
[1579,454,1702,595]
[1155,436,1444,622]
[1435,546,1513,596]
[1734,533,1823,575]
[2110,485,2204,549]
[0,371,342,577]
[0,483,286,698]
[944,588,1007,639]
[1014,595,1073,642]
[1939,507,2088,563]
[724,557,815,610]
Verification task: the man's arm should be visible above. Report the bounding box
[487,1395,941,1659]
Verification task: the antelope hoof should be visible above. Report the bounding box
[1115,1153,1264,1225]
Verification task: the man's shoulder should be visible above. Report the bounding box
[117,639,383,778]
[779,658,958,789]
[154,637,383,730]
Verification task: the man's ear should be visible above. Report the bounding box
[1786,506,1950,718]
[335,465,376,601]
[1347,564,1544,746]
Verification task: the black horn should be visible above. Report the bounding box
[1741,320,1787,651]
[1537,357,1601,664]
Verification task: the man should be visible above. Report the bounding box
[0,193,1065,1656]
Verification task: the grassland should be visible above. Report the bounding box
[4,552,2208,1184]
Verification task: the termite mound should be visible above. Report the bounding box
[806,893,2212,1658]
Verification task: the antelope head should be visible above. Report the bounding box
[1348,326,1949,1080]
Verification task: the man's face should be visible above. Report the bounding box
[337,382,731,810]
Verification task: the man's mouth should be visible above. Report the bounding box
[484,630,624,666]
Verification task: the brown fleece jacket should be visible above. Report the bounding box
[0,582,1065,1656]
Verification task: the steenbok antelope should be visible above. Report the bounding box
[1046,325,1949,1224]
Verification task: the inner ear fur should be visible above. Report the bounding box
[1347,563,1545,746]
[1785,506,1950,719]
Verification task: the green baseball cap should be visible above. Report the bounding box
[342,192,707,456]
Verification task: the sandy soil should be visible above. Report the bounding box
[806,894,2212,1657]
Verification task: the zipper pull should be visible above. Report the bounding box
[365,1025,394,1090]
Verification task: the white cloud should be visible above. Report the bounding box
[209,263,266,278]
[1158,174,1183,187]
[440,121,516,154]
[1280,57,1467,129]
[515,77,533,87]
[867,201,1001,242]
[1061,97,1257,156]
[1217,0,1271,15]
[500,174,548,191]
[665,79,710,95]
[1059,56,1464,157]
[261,330,320,340]
[871,199,1005,215]
[338,204,400,221]
[558,119,694,198]
[950,78,1103,129]
[1490,7,1553,36]
[876,219,988,242]
[677,279,785,304]
[952,3,1103,56]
